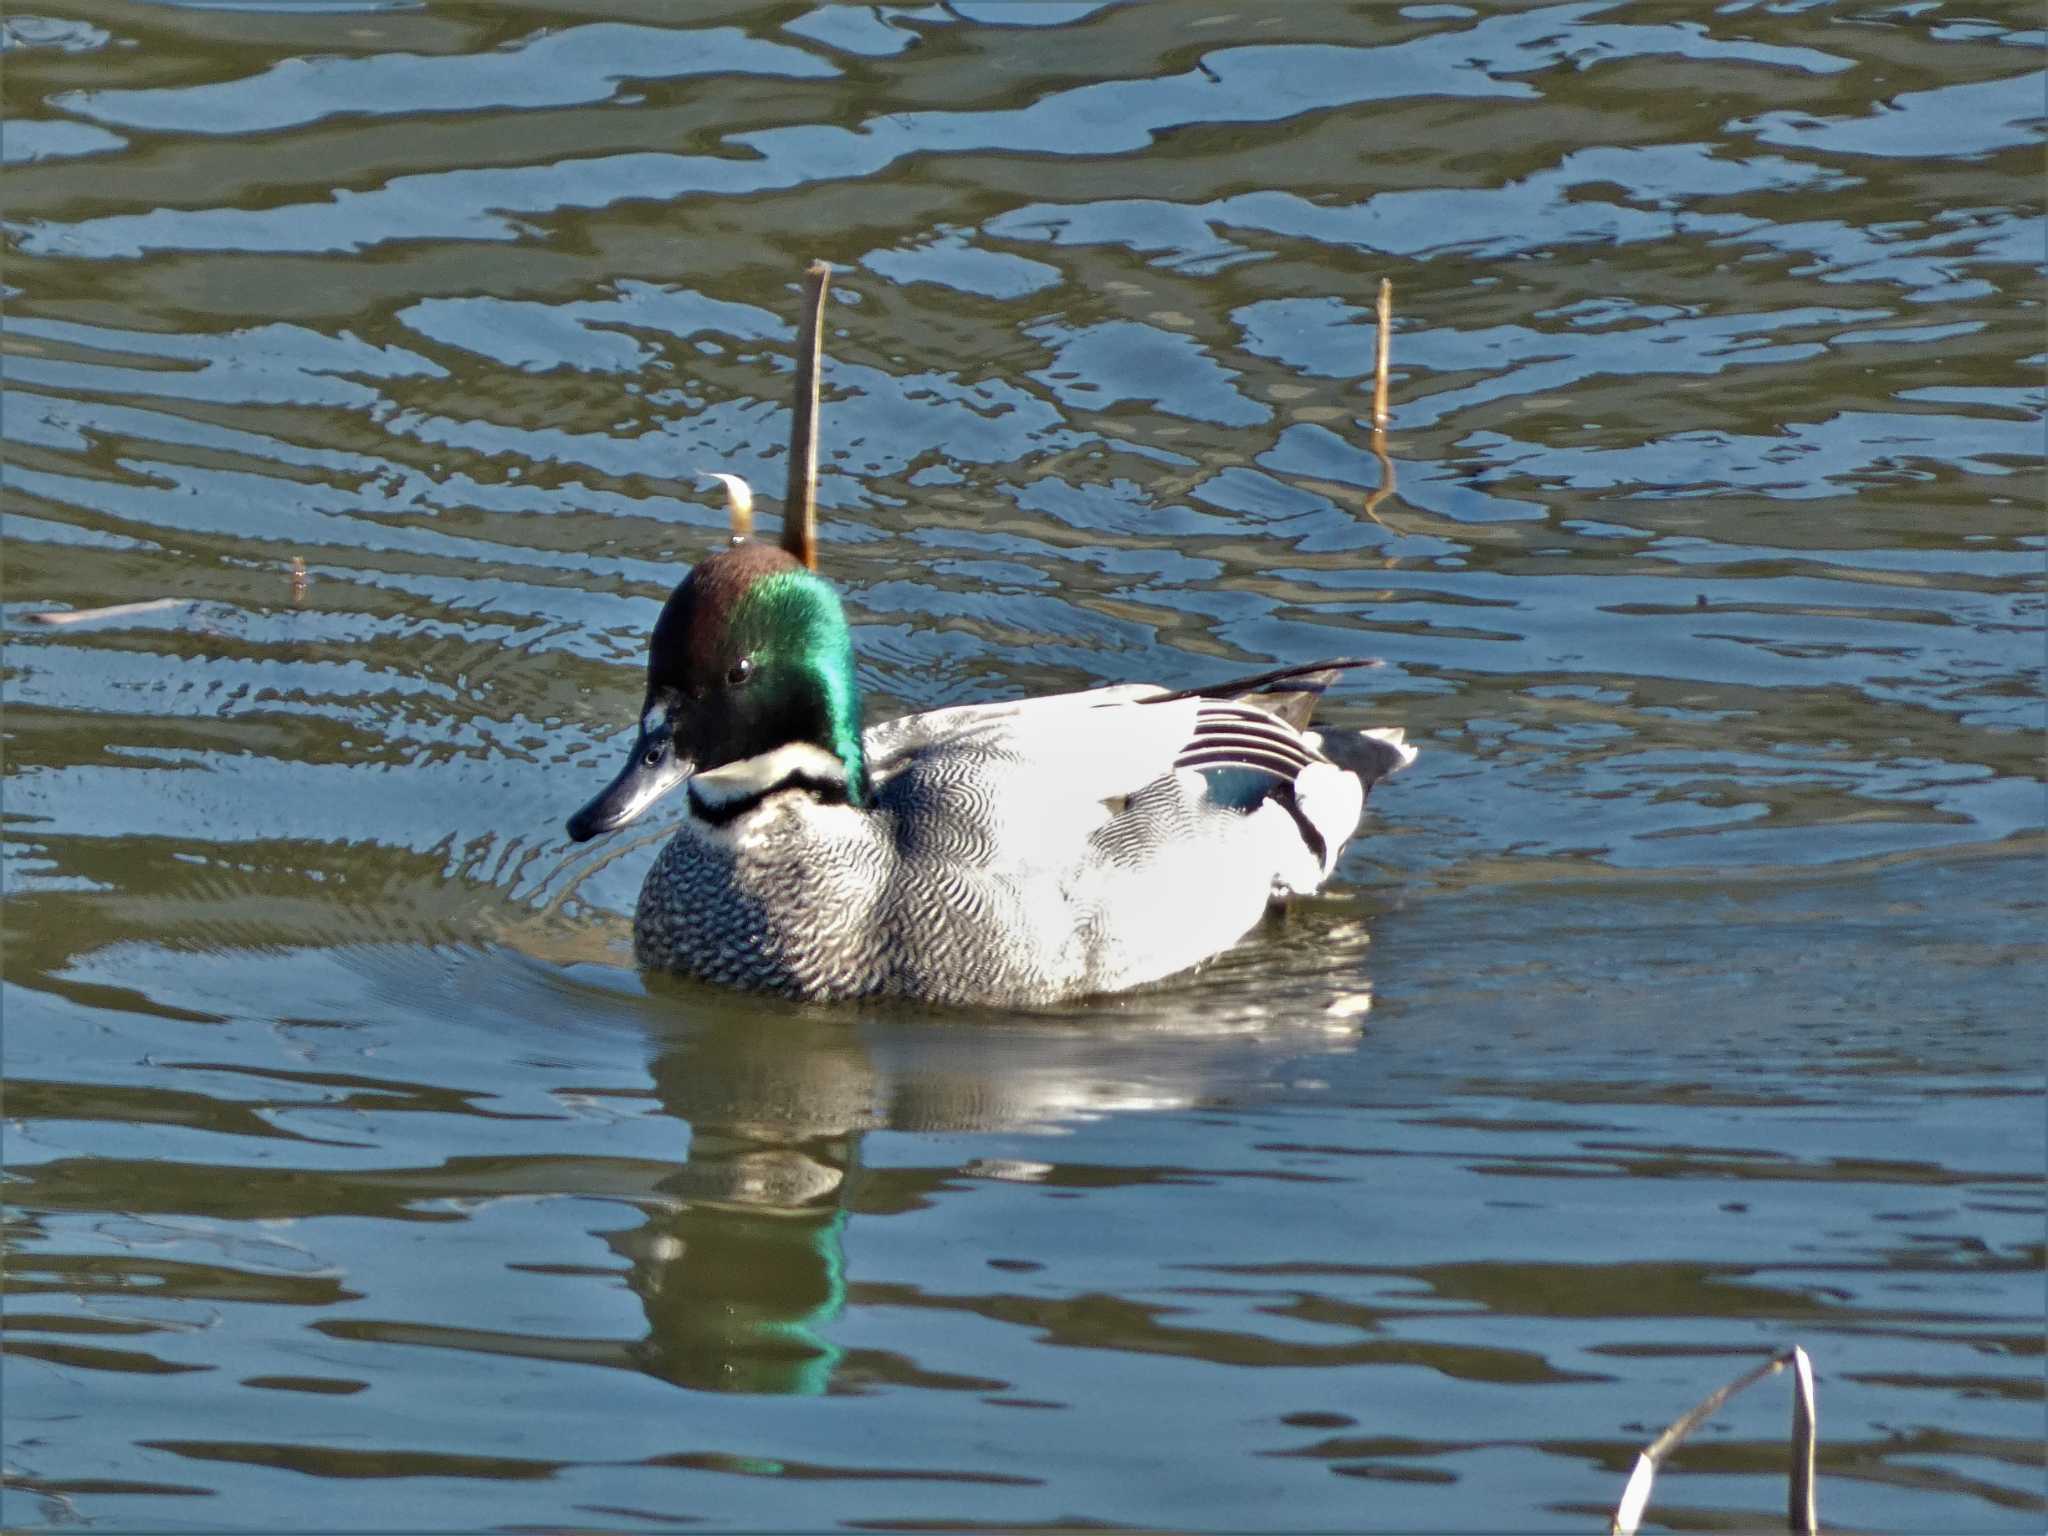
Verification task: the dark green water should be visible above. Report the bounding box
[3,3,2042,1530]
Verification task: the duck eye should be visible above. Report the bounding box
[725,657,755,688]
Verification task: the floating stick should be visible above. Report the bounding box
[1611,1344,1819,1536]
[24,598,186,626]
[782,259,831,571]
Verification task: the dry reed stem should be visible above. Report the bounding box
[1787,1344,1817,1533]
[1362,278,1397,528]
[1371,277,1392,431]
[1611,1344,1818,1536]
[782,259,831,570]
[25,598,186,626]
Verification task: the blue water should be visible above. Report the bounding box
[4,3,2042,1530]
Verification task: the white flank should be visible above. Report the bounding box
[1292,759,1365,886]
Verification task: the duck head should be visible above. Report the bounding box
[566,536,868,842]
[573,261,847,843]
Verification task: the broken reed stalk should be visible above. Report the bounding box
[1371,276,1393,431]
[31,555,308,625]
[1362,277,1397,527]
[1610,1344,1818,1536]
[781,259,831,571]
[1787,1344,1818,1533]
[24,598,186,626]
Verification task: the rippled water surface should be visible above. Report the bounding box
[4,2,2043,1530]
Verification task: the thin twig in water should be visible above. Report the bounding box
[24,598,187,626]
[1611,1344,1819,1536]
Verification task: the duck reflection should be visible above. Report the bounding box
[605,917,1373,1395]
[610,1012,871,1396]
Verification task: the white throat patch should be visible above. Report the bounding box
[688,741,849,813]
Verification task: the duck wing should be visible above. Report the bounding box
[865,659,1412,880]
[866,682,1202,867]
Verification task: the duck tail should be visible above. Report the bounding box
[1320,725,1419,793]
[1141,656,1380,728]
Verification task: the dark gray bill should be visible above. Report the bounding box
[566,713,692,842]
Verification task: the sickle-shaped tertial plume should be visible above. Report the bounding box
[699,471,754,541]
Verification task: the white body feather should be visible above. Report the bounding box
[633,681,1414,1005]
